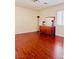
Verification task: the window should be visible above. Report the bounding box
[56,10,64,25]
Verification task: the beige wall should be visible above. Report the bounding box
[15,6,38,34]
[39,3,64,37]
[15,3,64,36]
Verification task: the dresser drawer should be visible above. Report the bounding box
[39,26,54,35]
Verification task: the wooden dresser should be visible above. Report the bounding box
[39,26,55,36]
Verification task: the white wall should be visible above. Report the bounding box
[15,6,38,34]
[39,3,64,37]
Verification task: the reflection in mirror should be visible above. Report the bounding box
[40,16,55,27]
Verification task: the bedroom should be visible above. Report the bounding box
[1,0,79,59]
[15,0,64,59]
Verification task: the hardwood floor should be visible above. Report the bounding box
[15,32,64,59]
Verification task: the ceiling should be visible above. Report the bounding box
[15,0,64,10]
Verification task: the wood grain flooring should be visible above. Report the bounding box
[15,32,64,59]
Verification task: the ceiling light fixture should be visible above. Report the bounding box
[32,0,48,5]
[44,2,48,4]
[32,0,39,2]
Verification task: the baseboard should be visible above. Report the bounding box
[56,34,64,37]
[15,30,38,35]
